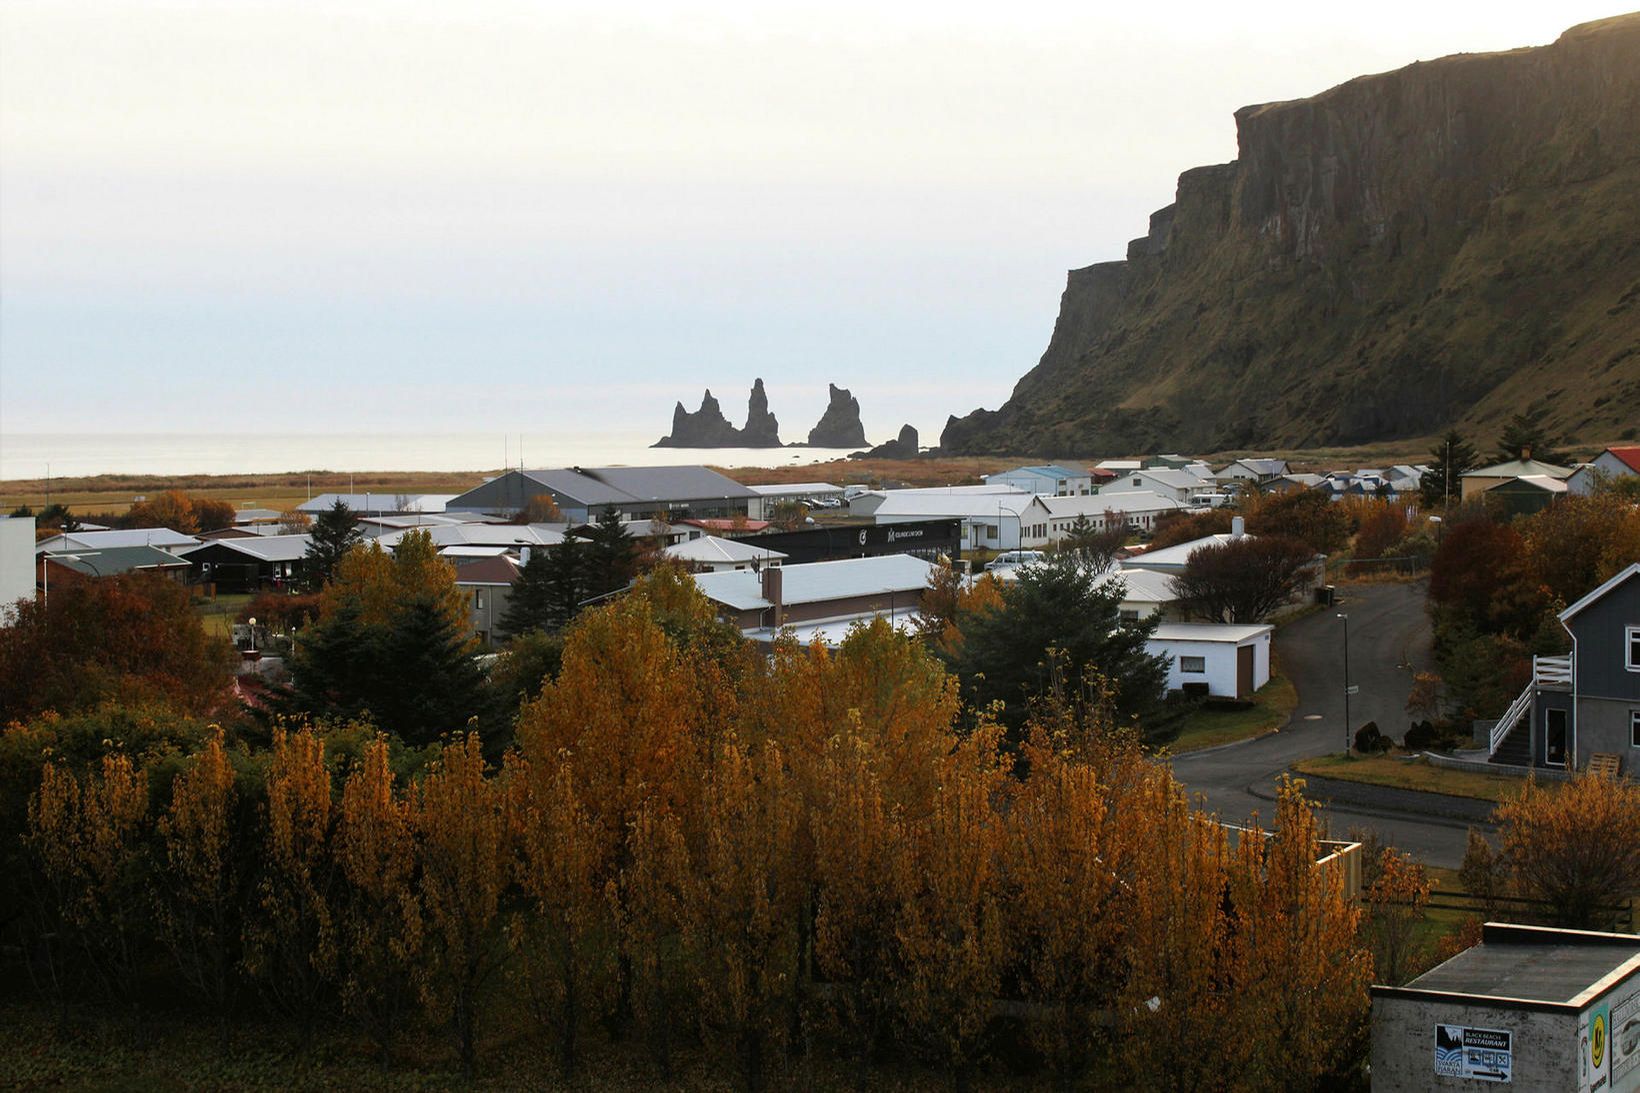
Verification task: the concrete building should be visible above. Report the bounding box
[1038,492,1184,541]
[446,466,758,522]
[867,491,1050,553]
[0,515,36,621]
[1145,622,1272,700]
[732,519,963,566]
[452,554,520,649]
[180,534,313,593]
[1371,922,1640,1092]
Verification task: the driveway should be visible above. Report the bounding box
[1170,580,1479,868]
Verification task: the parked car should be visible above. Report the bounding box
[985,550,1046,571]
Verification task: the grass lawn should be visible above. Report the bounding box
[195,592,255,639]
[1293,752,1555,804]
[1168,671,1297,753]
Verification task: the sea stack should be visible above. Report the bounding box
[806,383,867,447]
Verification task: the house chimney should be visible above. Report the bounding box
[762,565,784,628]
[1521,446,1531,462]
[1231,515,1245,539]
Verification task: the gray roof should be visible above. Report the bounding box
[181,534,314,563]
[1399,924,1640,1006]
[297,493,457,514]
[664,535,788,565]
[41,544,192,576]
[36,528,201,553]
[521,465,757,506]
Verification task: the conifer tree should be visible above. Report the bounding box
[581,505,637,598]
[1494,409,1568,466]
[1420,429,1479,509]
[500,539,588,636]
[303,501,362,590]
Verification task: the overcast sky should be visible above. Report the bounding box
[1,1,1628,443]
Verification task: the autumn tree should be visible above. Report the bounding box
[413,732,510,1076]
[278,507,313,534]
[126,489,199,532]
[1350,501,1411,571]
[243,727,336,1043]
[0,572,235,723]
[302,500,362,591]
[1494,772,1640,929]
[1056,511,1127,569]
[1169,533,1315,623]
[335,735,422,1065]
[154,727,243,1046]
[1148,508,1234,550]
[767,499,809,532]
[1519,492,1640,607]
[193,498,239,533]
[1363,846,1431,985]
[1246,486,1351,554]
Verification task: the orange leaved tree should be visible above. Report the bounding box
[1495,772,1640,929]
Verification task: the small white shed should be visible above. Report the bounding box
[1146,622,1273,700]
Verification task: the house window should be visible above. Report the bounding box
[1119,609,1140,623]
[1629,626,1640,671]
[1632,711,1640,749]
[474,589,486,610]
[1180,656,1206,673]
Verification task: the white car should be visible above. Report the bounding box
[985,550,1046,572]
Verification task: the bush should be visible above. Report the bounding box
[1403,720,1438,752]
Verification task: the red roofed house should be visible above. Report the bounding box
[1567,446,1640,495]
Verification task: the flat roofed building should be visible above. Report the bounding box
[692,554,934,641]
[1145,622,1272,700]
[1371,922,1640,1091]
[296,493,457,517]
[1039,492,1184,541]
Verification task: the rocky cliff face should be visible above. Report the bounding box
[942,15,1640,456]
[856,424,919,460]
[807,384,868,448]
[654,379,784,447]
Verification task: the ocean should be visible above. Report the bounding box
[0,430,872,480]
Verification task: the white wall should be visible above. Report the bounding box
[0,516,38,621]
[1145,633,1270,698]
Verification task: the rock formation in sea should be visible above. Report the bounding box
[654,379,783,447]
[806,384,868,448]
[855,424,919,460]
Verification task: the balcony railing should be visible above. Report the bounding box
[1533,654,1573,688]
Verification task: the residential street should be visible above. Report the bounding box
[1170,580,1481,868]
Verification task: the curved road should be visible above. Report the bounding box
[1171,581,1478,868]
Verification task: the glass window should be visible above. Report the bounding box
[1119,610,1140,623]
[1180,656,1206,673]
[1631,710,1640,749]
[1629,626,1640,671]
[474,589,486,610]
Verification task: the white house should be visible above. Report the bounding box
[1123,520,1251,574]
[692,554,934,646]
[1101,566,1180,623]
[0,515,36,620]
[34,527,202,556]
[1104,468,1212,502]
[663,535,788,572]
[1566,446,1640,495]
[985,464,1095,496]
[848,483,1020,519]
[1038,492,1184,542]
[1146,623,1272,700]
[745,482,847,519]
[869,491,1050,552]
[1215,458,1289,486]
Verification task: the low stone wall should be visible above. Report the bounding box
[1424,750,1575,782]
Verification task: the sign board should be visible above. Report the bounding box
[1614,984,1640,1083]
[1345,684,1360,696]
[1435,1025,1512,1083]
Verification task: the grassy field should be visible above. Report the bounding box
[1167,671,1297,753]
[196,592,256,639]
[0,471,486,519]
[1293,753,1554,804]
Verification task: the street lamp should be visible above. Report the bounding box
[1337,612,1352,752]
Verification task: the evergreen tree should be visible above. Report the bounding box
[500,539,588,636]
[1419,429,1479,509]
[581,505,636,598]
[1494,410,1568,466]
[372,596,489,745]
[943,553,1168,738]
[303,501,362,591]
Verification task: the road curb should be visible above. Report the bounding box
[1168,719,1289,760]
[1247,773,1497,828]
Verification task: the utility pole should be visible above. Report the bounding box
[1338,611,1352,752]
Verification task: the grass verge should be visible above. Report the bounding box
[1293,752,1554,804]
[1169,672,1297,753]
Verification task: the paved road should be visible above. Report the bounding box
[1171,581,1479,868]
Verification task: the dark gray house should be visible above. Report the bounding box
[445,466,758,523]
[1488,562,1640,773]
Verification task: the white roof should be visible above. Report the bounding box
[1118,468,1211,490]
[36,528,201,553]
[870,491,1039,520]
[1095,460,1142,471]
[743,611,921,647]
[183,533,313,563]
[358,513,490,529]
[745,482,843,496]
[1043,491,1183,517]
[375,524,565,549]
[1490,474,1569,493]
[1149,622,1272,644]
[664,535,788,565]
[693,554,935,612]
[1123,532,1248,570]
[440,544,515,558]
[1101,566,1177,604]
[298,493,458,514]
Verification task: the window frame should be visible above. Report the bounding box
[1627,625,1640,672]
[1631,710,1640,749]
[1180,655,1207,674]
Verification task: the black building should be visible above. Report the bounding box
[733,519,961,565]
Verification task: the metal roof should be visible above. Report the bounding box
[1462,458,1574,479]
[510,465,759,506]
[451,555,521,586]
[870,491,1040,519]
[664,535,788,565]
[1559,562,1640,624]
[41,544,192,576]
[297,493,457,514]
[1042,491,1183,517]
[181,534,314,563]
[36,528,202,553]
[745,482,844,496]
[1148,622,1272,644]
[693,554,935,612]
[1122,532,1249,570]
[375,524,565,549]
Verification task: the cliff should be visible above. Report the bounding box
[941,15,1640,456]
[807,384,868,448]
[655,379,783,448]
